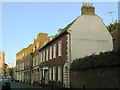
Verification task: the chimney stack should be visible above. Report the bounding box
[81,3,95,15]
[58,28,63,34]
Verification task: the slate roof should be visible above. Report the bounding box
[38,17,78,51]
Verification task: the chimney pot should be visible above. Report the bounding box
[91,4,93,7]
[83,3,85,6]
[88,3,90,6]
[115,20,117,23]
[85,3,87,6]
[119,20,120,23]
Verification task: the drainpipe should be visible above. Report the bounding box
[67,30,72,88]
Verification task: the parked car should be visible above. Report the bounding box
[0,78,10,90]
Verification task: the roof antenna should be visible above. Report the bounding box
[108,11,116,23]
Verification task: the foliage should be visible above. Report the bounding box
[71,48,120,70]
[106,23,120,33]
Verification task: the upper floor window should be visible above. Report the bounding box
[33,57,35,67]
[58,41,62,57]
[36,55,39,65]
[39,52,41,64]
[36,42,39,50]
[46,49,48,61]
[41,52,43,62]
[43,51,45,62]
[23,63,24,70]
[53,44,56,59]
[50,46,52,60]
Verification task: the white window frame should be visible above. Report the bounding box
[39,52,41,64]
[58,65,62,82]
[37,42,39,50]
[53,44,56,59]
[43,51,45,62]
[33,57,35,67]
[46,49,48,61]
[36,55,39,65]
[58,41,62,57]
[53,66,56,81]
[49,67,52,81]
[50,46,52,60]
[41,52,43,62]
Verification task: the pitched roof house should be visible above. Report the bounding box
[33,3,113,88]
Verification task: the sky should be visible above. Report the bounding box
[1,1,119,67]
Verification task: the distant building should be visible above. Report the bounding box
[4,63,10,77]
[110,20,120,49]
[13,66,16,79]
[16,44,33,83]
[0,51,5,77]
[31,33,52,85]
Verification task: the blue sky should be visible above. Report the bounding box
[2,2,118,67]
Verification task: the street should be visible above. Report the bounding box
[10,81,41,89]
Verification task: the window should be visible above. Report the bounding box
[33,57,35,67]
[41,52,43,62]
[23,63,24,70]
[53,44,56,59]
[58,41,62,57]
[36,42,39,50]
[50,46,52,60]
[39,52,41,64]
[36,55,39,65]
[49,67,52,81]
[33,45,36,52]
[43,51,45,62]
[53,66,56,81]
[46,49,48,61]
[58,65,62,82]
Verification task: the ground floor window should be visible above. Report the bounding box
[58,65,62,82]
[49,67,52,81]
[53,66,56,81]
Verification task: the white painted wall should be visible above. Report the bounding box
[68,15,113,62]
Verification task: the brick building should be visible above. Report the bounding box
[34,3,113,88]
[16,3,113,88]
[16,44,33,83]
[110,20,120,49]
[0,52,5,77]
[31,33,52,85]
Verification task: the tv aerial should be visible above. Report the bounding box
[108,11,116,23]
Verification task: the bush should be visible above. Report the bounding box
[71,48,120,70]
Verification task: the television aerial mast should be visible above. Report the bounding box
[108,11,116,23]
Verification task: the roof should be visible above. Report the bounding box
[38,17,78,51]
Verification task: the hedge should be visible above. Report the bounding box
[70,48,120,70]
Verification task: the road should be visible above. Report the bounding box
[10,81,41,89]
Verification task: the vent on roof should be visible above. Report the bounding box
[81,3,95,15]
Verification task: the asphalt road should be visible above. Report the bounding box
[10,81,41,89]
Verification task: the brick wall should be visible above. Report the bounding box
[70,66,120,88]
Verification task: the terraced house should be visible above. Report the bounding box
[31,33,53,85]
[16,44,33,83]
[16,3,113,88]
[35,3,113,88]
